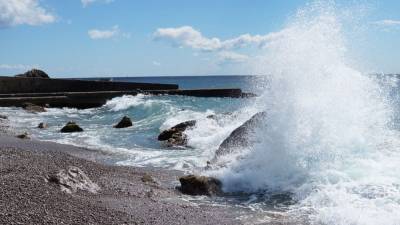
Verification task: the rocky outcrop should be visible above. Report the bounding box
[15,69,50,79]
[214,112,266,159]
[179,175,222,196]
[22,102,46,113]
[60,122,83,133]
[38,122,48,129]
[47,166,100,194]
[114,116,133,128]
[158,120,196,146]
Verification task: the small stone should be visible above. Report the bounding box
[38,122,48,129]
[16,132,30,139]
[141,174,158,185]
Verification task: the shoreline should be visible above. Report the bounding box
[0,118,241,225]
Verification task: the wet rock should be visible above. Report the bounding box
[38,122,48,129]
[206,114,216,119]
[60,122,83,133]
[158,120,196,147]
[179,175,222,196]
[47,166,100,194]
[113,116,133,128]
[15,69,50,79]
[214,112,266,159]
[22,102,46,113]
[16,132,30,139]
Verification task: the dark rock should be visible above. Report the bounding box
[158,120,196,147]
[16,132,30,139]
[15,69,50,79]
[206,114,216,119]
[113,116,133,128]
[179,175,222,196]
[22,102,46,113]
[214,112,266,160]
[60,122,83,133]
[0,115,7,120]
[47,166,100,194]
[38,122,48,129]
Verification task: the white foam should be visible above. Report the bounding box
[210,2,400,224]
[104,94,171,111]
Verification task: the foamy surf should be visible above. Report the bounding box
[0,94,252,171]
[207,1,400,224]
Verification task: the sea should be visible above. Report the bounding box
[2,2,400,225]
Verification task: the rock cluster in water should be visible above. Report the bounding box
[158,120,196,146]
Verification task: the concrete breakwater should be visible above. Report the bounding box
[0,76,178,94]
[0,76,254,109]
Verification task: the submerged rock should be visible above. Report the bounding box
[179,175,222,196]
[114,116,133,128]
[22,102,46,113]
[158,120,196,147]
[47,166,100,194]
[15,69,50,79]
[212,112,266,162]
[16,132,30,139]
[60,122,83,133]
[38,122,48,129]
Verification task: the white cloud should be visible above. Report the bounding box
[88,25,129,40]
[81,0,114,8]
[154,26,275,52]
[152,61,161,66]
[218,51,249,64]
[373,19,400,26]
[0,0,55,27]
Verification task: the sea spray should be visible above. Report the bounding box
[210,2,400,224]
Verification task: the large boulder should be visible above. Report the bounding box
[114,116,133,128]
[179,175,222,196]
[22,102,46,113]
[15,69,50,79]
[60,122,83,133]
[213,112,266,161]
[158,120,196,147]
[47,166,100,194]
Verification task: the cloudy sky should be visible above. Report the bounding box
[0,0,399,77]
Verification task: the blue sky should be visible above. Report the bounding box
[0,0,399,77]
